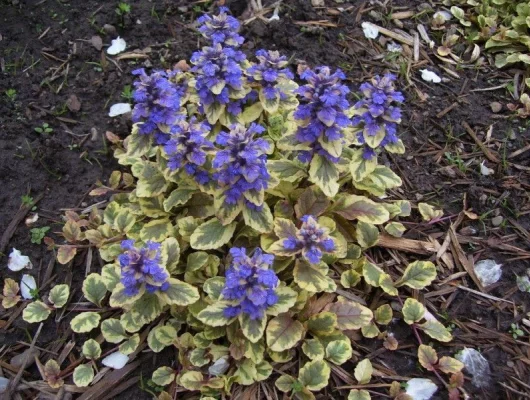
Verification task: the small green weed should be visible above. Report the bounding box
[121,85,134,101]
[5,88,17,102]
[34,123,53,134]
[30,226,50,244]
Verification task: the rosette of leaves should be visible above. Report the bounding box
[33,7,462,398]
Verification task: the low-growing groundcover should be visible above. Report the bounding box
[7,8,471,400]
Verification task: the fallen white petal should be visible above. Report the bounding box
[208,355,230,376]
[456,348,490,388]
[433,11,452,22]
[20,274,37,299]
[25,213,39,226]
[420,69,441,83]
[474,259,502,286]
[269,5,280,22]
[480,161,494,176]
[109,103,132,117]
[107,37,126,55]
[102,352,129,369]
[362,22,379,39]
[387,42,403,53]
[0,376,9,393]
[516,274,530,292]
[8,248,32,271]
[405,378,438,400]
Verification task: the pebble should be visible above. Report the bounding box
[479,194,488,206]
[103,24,117,35]
[460,226,477,236]
[491,216,503,227]
[490,102,502,113]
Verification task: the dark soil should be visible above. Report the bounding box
[1,0,529,399]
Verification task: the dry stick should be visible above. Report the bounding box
[462,122,499,163]
[0,192,45,254]
[6,323,44,397]
[508,142,530,159]
[378,234,436,255]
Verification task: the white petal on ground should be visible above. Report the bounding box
[20,274,37,299]
[102,352,129,369]
[362,22,379,39]
[420,69,442,83]
[474,259,502,286]
[108,103,132,117]
[25,213,39,226]
[387,42,403,53]
[480,161,494,176]
[269,7,280,21]
[0,376,9,393]
[456,348,491,388]
[516,272,530,292]
[8,248,33,271]
[433,11,452,22]
[208,355,230,376]
[405,378,438,400]
[107,37,126,55]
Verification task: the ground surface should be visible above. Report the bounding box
[1,0,529,399]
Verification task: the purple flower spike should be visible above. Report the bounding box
[282,215,335,264]
[117,240,169,296]
[213,123,270,206]
[352,73,404,159]
[294,66,351,162]
[222,247,278,320]
[163,117,214,184]
[246,50,294,100]
[190,44,246,112]
[131,68,186,145]
[197,7,244,47]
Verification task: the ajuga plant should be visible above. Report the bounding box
[19,7,465,399]
[448,0,530,87]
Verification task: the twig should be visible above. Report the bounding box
[0,192,45,254]
[462,122,499,163]
[6,323,44,397]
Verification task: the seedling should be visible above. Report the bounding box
[34,123,53,134]
[121,85,134,101]
[21,194,34,207]
[115,2,131,27]
[510,323,524,339]
[30,226,50,244]
[5,88,17,102]
[444,151,467,172]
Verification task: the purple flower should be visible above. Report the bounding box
[190,44,246,115]
[282,215,335,264]
[213,123,270,206]
[294,66,351,162]
[246,50,294,101]
[197,7,244,47]
[117,240,169,296]
[131,68,186,145]
[222,247,278,320]
[163,117,214,184]
[352,74,404,158]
